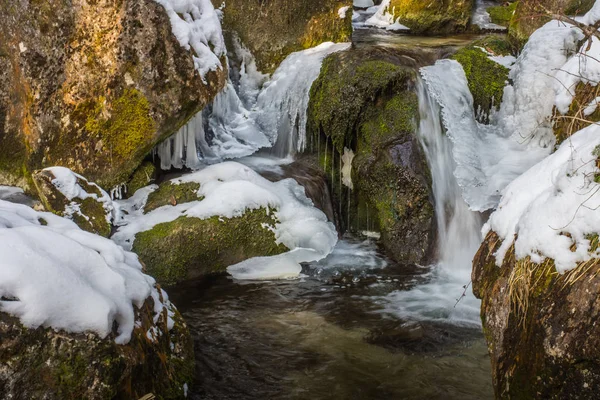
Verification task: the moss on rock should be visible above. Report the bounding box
[387,0,474,34]
[32,169,112,237]
[215,0,352,73]
[487,2,518,27]
[307,47,435,265]
[452,38,511,123]
[144,182,202,214]
[0,287,194,399]
[126,161,157,197]
[133,208,289,286]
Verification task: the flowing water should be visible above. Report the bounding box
[155,26,495,398]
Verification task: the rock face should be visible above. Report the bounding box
[214,0,352,73]
[473,231,600,399]
[0,0,227,190]
[388,0,474,34]
[0,288,194,399]
[307,47,435,265]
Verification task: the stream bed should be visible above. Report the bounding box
[169,238,494,399]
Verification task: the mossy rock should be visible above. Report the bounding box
[307,47,435,264]
[144,182,201,214]
[387,0,474,34]
[0,288,194,399]
[452,37,511,123]
[126,161,157,197]
[214,0,352,73]
[32,169,112,237]
[487,2,518,27]
[133,208,289,286]
[473,231,600,399]
[508,0,595,48]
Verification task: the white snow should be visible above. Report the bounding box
[584,97,600,116]
[153,0,225,80]
[0,200,169,344]
[113,162,338,280]
[364,0,410,31]
[421,19,584,211]
[554,36,600,114]
[338,6,350,19]
[484,124,600,273]
[45,167,117,225]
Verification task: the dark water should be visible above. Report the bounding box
[169,238,494,400]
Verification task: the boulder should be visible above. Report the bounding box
[0,288,194,400]
[307,47,435,265]
[386,0,474,34]
[213,0,352,73]
[473,231,600,399]
[0,0,227,190]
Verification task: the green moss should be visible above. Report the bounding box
[487,2,518,27]
[388,0,473,34]
[144,182,201,214]
[133,208,289,285]
[452,42,510,122]
[127,161,157,196]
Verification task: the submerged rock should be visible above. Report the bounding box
[0,0,227,190]
[473,231,600,399]
[214,0,352,73]
[307,47,435,265]
[0,288,194,399]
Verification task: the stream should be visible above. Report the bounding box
[157,20,496,400]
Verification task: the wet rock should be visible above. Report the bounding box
[473,231,600,399]
[0,0,227,190]
[307,47,435,265]
[0,288,194,399]
[213,0,352,73]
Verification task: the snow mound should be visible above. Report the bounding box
[113,162,338,280]
[484,124,600,273]
[153,0,225,80]
[0,200,167,344]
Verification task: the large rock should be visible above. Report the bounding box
[0,0,227,190]
[0,287,194,399]
[307,47,435,265]
[214,0,352,73]
[472,231,600,399]
[387,0,474,34]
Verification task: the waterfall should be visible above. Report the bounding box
[380,80,483,325]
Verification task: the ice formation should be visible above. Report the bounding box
[421,19,585,211]
[0,200,169,344]
[472,0,508,31]
[155,43,350,168]
[153,0,225,80]
[113,162,338,280]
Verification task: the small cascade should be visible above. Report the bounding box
[380,80,483,325]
